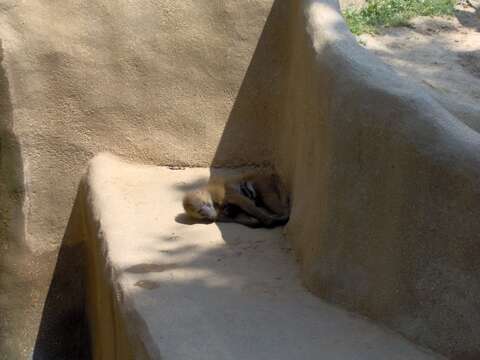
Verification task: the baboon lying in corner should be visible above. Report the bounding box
[182,171,290,228]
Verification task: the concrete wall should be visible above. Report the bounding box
[0,0,275,255]
[277,1,480,358]
[0,1,275,357]
[1,0,479,358]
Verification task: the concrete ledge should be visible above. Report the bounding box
[81,153,442,359]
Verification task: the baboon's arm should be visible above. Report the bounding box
[216,212,262,228]
[226,193,288,227]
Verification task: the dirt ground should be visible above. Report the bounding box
[357,2,480,130]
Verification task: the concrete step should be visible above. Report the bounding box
[83,153,443,360]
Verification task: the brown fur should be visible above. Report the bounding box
[182,171,290,228]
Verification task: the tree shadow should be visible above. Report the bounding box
[0,39,24,245]
[454,6,480,31]
[356,19,480,132]
[0,38,31,358]
[457,49,480,78]
[0,38,90,359]
[112,199,439,360]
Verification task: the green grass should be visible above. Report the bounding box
[343,0,456,34]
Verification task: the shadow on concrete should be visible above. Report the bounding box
[355,23,480,132]
[128,193,439,360]
[211,0,291,167]
[455,6,480,31]
[0,38,31,358]
[0,38,91,360]
[0,41,24,244]
[32,187,91,360]
[456,49,480,78]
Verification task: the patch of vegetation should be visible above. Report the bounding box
[343,0,456,34]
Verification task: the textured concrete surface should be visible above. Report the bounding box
[82,153,443,360]
[1,0,479,358]
[0,0,276,254]
[0,0,277,357]
[268,1,480,358]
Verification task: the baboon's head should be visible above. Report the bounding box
[182,188,218,221]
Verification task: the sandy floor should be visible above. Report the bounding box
[357,3,480,130]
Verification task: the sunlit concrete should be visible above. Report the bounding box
[83,153,443,360]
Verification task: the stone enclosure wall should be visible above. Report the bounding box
[0,0,479,358]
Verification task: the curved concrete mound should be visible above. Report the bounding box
[81,153,442,360]
[1,0,479,358]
